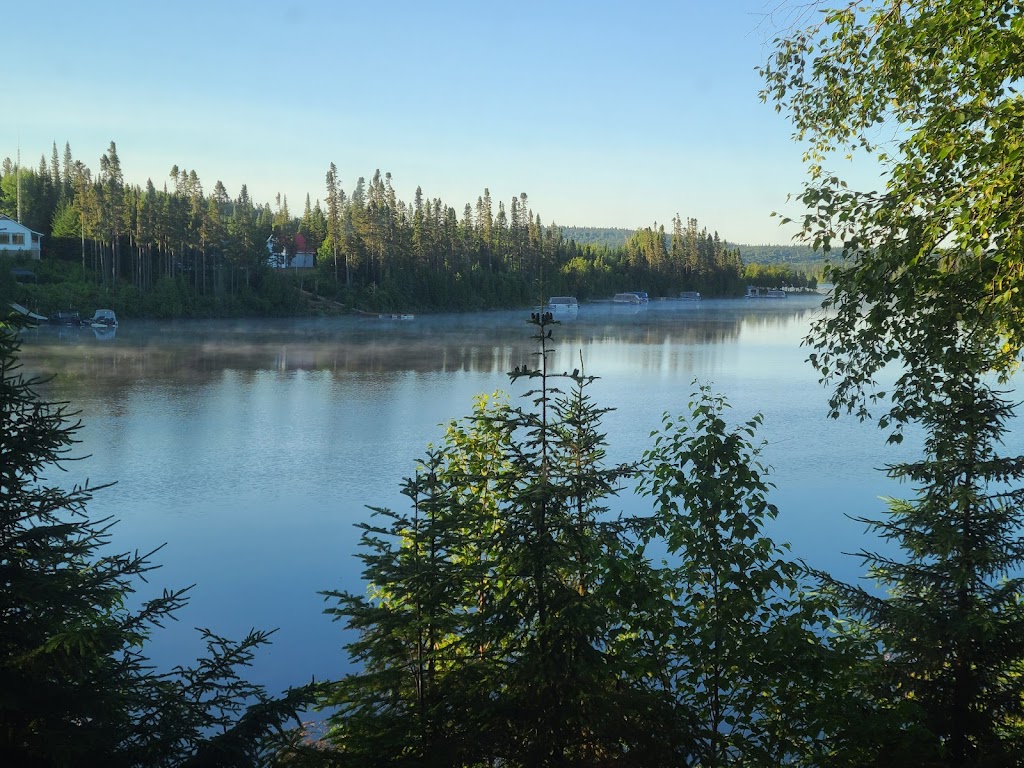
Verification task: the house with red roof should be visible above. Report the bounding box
[266,232,316,269]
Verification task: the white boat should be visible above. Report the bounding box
[9,302,49,323]
[745,286,787,299]
[544,296,579,315]
[89,309,119,327]
[612,292,644,304]
[628,291,650,303]
[679,291,702,301]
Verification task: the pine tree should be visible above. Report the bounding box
[764,3,1024,762]
[50,142,61,204]
[323,164,343,285]
[321,311,685,766]
[98,141,125,283]
[320,393,514,765]
[479,310,681,765]
[808,299,1024,765]
[61,142,73,202]
[0,316,313,766]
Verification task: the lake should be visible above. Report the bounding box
[17,296,916,697]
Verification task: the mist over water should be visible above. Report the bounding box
[16,296,936,695]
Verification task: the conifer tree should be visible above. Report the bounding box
[764,2,1024,763]
[61,142,73,202]
[320,310,685,766]
[50,142,61,203]
[319,394,513,765]
[324,163,342,284]
[0,316,312,766]
[479,310,681,765]
[806,290,1024,765]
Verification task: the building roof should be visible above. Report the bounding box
[0,214,43,236]
[265,231,314,254]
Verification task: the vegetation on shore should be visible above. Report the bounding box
[0,148,814,320]
[761,0,1024,763]
[564,228,826,278]
[317,313,849,766]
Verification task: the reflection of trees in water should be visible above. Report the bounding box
[16,300,822,387]
[737,305,819,331]
[566,319,742,347]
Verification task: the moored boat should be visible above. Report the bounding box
[50,310,84,325]
[9,302,50,323]
[612,292,644,304]
[545,296,579,315]
[745,286,787,299]
[89,309,118,328]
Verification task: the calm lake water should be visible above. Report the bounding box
[18,296,922,696]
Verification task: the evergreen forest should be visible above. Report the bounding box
[0,144,813,319]
[5,0,1024,764]
[563,228,826,278]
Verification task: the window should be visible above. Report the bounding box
[0,233,8,244]
[11,234,24,245]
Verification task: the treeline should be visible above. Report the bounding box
[733,242,821,265]
[564,227,822,283]
[0,141,793,317]
[733,243,826,282]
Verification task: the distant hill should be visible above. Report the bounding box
[730,243,814,263]
[729,243,826,271]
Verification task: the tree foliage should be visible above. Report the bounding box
[0,315,313,766]
[762,2,1024,764]
[320,315,843,766]
[321,313,686,765]
[636,388,850,768]
[1,143,758,319]
[761,0,1024,384]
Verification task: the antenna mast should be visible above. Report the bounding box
[16,141,22,223]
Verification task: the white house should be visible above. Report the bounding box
[0,214,42,260]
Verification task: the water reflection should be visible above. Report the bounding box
[15,295,846,696]
[20,323,118,343]
[17,296,825,386]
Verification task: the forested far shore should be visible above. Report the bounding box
[0,142,815,319]
[563,227,826,273]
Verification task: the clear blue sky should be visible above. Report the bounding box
[4,0,865,244]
